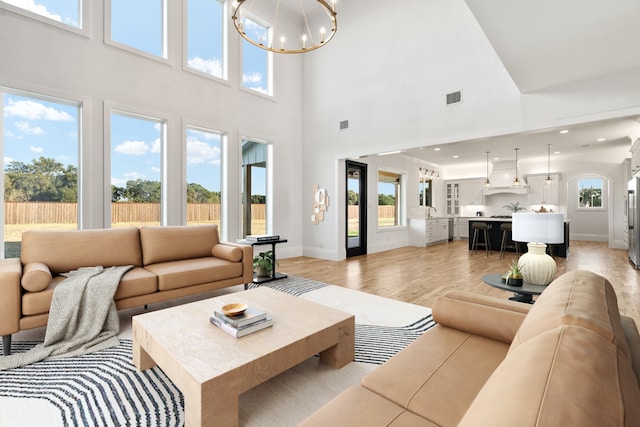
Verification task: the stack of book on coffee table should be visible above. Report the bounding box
[246,234,280,242]
[210,305,273,338]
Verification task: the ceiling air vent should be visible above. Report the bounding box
[339,120,349,130]
[446,91,462,105]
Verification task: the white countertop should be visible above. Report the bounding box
[468,217,570,222]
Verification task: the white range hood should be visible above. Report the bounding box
[483,160,528,195]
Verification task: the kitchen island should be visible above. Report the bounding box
[468,218,570,258]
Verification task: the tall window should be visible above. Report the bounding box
[109,0,166,58]
[186,126,222,231]
[2,90,80,258]
[186,0,225,79]
[241,17,272,95]
[419,180,432,207]
[378,170,402,228]
[110,111,163,227]
[578,177,604,209]
[1,0,81,28]
[241,140,269,237]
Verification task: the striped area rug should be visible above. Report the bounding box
[0,275,435,426]
[0,340,182,426]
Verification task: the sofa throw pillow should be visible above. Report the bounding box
[21,262,52,292]
[212,244,243,262]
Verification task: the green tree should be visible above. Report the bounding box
[187,183,221,203]
[378,194,395,205]
[347,189,359,205]
[251,194,266,204]
[4,157,77,202]
[111,185,126,202]
[125,179,161,203]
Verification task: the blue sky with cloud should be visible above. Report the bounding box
[0,0,279,194]
[2,94,78,170]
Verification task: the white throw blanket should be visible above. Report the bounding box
[0,265,132,370]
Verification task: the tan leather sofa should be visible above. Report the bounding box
[300,270,640,426]
[0,225,252,354]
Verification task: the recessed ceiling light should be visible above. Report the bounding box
[434,148,441,151]
[597,138,606,142]
[554,151,561,154]
[378,150,402,156]
[493,157,500,161]
[453,155,459,159]
[560,130,569,134]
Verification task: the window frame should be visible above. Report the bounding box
[239,136,273,238]
[377,168,406,229]
[238,13,274,98]
[183,120,226,232]
[183,0,229,84]
[104,0,170,64]
[1,86,83,258]
[576,175,606,211]
[0,0,90,37]
[105,104,168,227]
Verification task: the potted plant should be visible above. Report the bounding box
[506,259,524,286]
[503,202,526,214]
[253,250,276,277]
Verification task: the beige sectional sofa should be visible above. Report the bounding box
[300,270,640,426]
[0,224,252,355]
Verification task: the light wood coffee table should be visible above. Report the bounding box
[132,286,355,427]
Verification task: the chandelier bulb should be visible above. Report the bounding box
[233,0,337,54]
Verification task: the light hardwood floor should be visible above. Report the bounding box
[278,240,640,325]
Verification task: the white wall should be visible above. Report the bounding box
[0,2,306,257]
[302,0,640,259]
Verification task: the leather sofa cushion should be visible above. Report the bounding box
[22,267,157,316]
[460,324,640,427]
[298,385,439,427]
[361,325,509,426]
[21,227,143,275]
[21,262,52,292]
[143,257,242,291]
[140,225,220,265]
[511,270,631,361]
[622,316,640,387]
[432,290,530,344]
[212,244,243,262]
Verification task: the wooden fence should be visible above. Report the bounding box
[4,202,267,224]
[4,202,394,224]
[348,205,396,219]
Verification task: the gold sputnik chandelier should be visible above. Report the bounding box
[232,0,338,54]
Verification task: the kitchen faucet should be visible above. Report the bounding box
[426,206,437,218]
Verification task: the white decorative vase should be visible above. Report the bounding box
[517,243,557,285]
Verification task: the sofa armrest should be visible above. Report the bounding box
[214,242,253,284]
[0,258,23,336]
[433,290,531,344]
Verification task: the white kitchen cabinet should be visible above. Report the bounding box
[446,179,484,215]
[408,218,449,246]
[426,218,449,244]
[527,174,561,205]
[631,139,640,175]
[460,179,485,206]
[445,182,460,215]
[457,218,470,239]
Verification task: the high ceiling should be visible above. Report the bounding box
[275,0,640,167]
[465,0,640,93]
[406,0,640,167]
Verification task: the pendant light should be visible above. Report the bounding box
[512,148,522,187]
[484,151,491,188]
[544,144,553,187]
